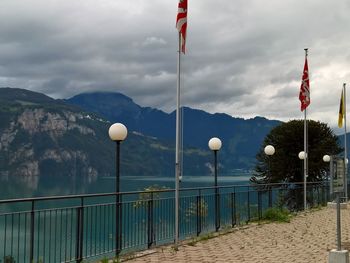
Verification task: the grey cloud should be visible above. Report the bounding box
[1,0,350,127]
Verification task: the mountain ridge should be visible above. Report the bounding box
[0,88,218,179]
[66,92,281,168]
[0,87,283,181]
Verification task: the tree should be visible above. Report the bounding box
[251,120,342,184]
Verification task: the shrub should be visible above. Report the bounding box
[262,208,290,222]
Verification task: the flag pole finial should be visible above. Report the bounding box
[304,48,308,57]
[344,83,346,88]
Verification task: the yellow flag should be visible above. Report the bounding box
[338,89,345,128]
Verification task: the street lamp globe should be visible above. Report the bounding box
[323,155,331,163]
[109,123,128,141]
[264,145,275,156]
[298,151,306,160]
[208,137,222,151]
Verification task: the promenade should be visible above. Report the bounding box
[125,205,350,263]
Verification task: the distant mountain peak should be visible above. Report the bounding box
[68,91,134,103]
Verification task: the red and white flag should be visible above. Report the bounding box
[176,0,187,54]
[299,58,310,111]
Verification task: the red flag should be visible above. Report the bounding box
[176,0,187,54]
[299,58,310,111]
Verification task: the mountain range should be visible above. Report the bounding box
[66,92,281,170]
[0,88,281,179]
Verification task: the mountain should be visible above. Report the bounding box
[0,88,212,179]
[66,92,175,141]
[67,92,281,169]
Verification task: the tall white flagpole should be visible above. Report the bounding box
[344,83,347,201]
[303,48,308,211]
[175,32,181,247]
[175,0,187,247]
[304,108,307,210]
[180,106,184,182]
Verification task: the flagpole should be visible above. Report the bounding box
[180,106,184,182]
[304,108,307,210]
[175,32,181,247]
[344,83,347,201]
[304,48,308,211]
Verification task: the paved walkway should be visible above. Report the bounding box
[124,205,350,263]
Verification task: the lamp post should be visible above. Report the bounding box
[264,145,275,207]
[323,154,331,183]
[208,137,222,232]
[346,158,349,201]
[323,155,332,196]
[298,151,307,210]
[109,123,128,256]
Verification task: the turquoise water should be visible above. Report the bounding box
[0,173,253,262]
[0,174,252,200]
[0,174,328,263]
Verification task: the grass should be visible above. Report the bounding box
[97,256,120,263]
[262,207,291,222]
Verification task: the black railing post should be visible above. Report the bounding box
[147,192,154,248]
[231,191,236,227]
[196,190,201,236]
[76,205,80,262]
[29,200,35,263]
[115,193,120,256]
[258,191,262,220]
[217,191,220,230]
[247,186,250,222]
[119,195,123,253]
[268,187,272,208]
[76,198,84,263]
[79,198,84,262]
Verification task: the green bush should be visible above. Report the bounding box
[262,208,290,222]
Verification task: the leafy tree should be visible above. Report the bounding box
[251,120,341,210]
[184,198,208,221]
[133,185,169,208]
[251,120,342,184]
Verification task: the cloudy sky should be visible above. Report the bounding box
[1,0,350,132]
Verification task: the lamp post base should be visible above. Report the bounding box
[328,249,349,263]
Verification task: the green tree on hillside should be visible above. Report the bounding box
[251,120,341,184]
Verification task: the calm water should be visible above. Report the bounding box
[0,173,253,262]
[0,173,252,200]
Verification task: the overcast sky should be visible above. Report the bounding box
[1,0,350,132]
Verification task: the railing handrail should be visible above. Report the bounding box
[0,180,326,205]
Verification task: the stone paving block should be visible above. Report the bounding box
[124,207,350,263]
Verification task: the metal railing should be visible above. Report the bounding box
[0,181,330,263]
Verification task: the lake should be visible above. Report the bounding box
[0,173,252,200]
[0,173,253,262]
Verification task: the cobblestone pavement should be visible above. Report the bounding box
[124,206,350,263]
